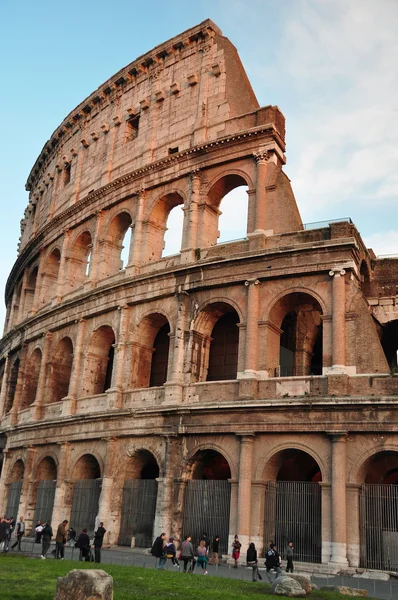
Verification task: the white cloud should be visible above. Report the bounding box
[363,231,398,257]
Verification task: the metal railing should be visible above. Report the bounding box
[303,217,352,230]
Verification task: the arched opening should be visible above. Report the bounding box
[132,314,170,388]
[20,348,42,409]
[41,248,61,306]
[381,320,398,371]
[162,205,184,257]
[47,337,73,403]
[183,449,231,553]
[360,451,398,570]
[23,265,39,316]
[144,193,184,263]
[200,174,249,248]
[82,326,115,396]
[264,448,322,563]
[32,457,57,527]
[11,282,22,327]
[268,292,323,377]
[360,260,371,296]
[120,226,132,269]
[70,454,101,535]
[99,212,133,279]
[65,230,92,292]
[6,459,24,519]
[119,450,160,547]
[4,357,20,414]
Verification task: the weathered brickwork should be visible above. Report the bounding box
[0,20,397,569]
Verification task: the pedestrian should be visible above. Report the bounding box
[41,521,53,559]
[0,517,8,552]
[75,528,91,561]
[265,543,283,582]
[35,521,43,544]
[180,534,195,573]
[209,534,220,565]
[165,537,179,567]
[232,534,241,568]
[196,539,208,574]
[11,515,25,551]
[151,532,167,570]
[67,526,76,547]
[246,542,262,582]
[286,540,294,572]
[55,519,68,559]
[93,522,106,563]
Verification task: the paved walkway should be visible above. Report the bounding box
[4,538,397,600]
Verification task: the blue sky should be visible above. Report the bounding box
[1,0,397,326]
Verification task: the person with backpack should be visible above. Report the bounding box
[180,534,195,573]
[265,542,283,581]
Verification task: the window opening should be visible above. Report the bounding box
[218,186,248,244]
[126,115,140,141]
[162,206,183,257]
[63,163,71,186]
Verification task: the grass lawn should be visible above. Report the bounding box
[0,555,376,600]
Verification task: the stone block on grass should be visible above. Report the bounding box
[271,575,307,597]
[320,585,368,597]
[54,569,113,600]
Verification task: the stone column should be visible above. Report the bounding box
[129,190,145,268]
[182,170,200,252]
[88,210,104,284]
[329,433,348,565]
[17,270,29,322]
[0,354,10,419]
[346,483,361,567]
[228,479,239,551]
[320,482,332,564]
[108,306,130,408]
[10,343,29,426]
[253,151,269,234]
[30,249,46,315]
[169,294,189,384]
[171,478,187,541]
[97,438,119,545]
[154,436,179,536]
[52,442,71,526]
[55,230,70,303]
[329,269,346,372]
[237,434,255,548]
[18,447,36,530]
[32,332,53,420]
[62,318,86,416]
[243,279,260,376]
[0,449,11,513]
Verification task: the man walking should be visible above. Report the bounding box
[93,522,106,563]
[151,532,167,570]
[265,543,283,582]
[55,520,68,559]
[11,516,25,551]
[41,521,53,559]
[286,540,294,573]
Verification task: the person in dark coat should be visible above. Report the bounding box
[35,521,43,544]
[285,540,294,572]
[209,535,220,565]
[0,517,8,552]
[151,532,167,569]
[93,522,106,563]
[76,528,91,561]
[11,515,25,551]
[165,537,179,567]
[40,522,53,559]
[246,542,262,582]
[265,543,283,582]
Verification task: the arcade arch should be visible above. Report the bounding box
[41,248,61,306]
[69,454,102,535]
[6,459,24,519]
[81,326,115,396]
[145,192,184,262]
[65,230,93,291]
[99,212,133,278]
[47,337,73,403]
[381,320,398,371]
[4,356,20,414]
[23,265,39,316]
[20,348,42,409]
[132,314,171,388]
[32,456,57,526]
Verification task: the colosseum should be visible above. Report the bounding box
[0,19,397,571]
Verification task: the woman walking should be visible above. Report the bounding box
[196,539,208,575]
[246,542,262,582]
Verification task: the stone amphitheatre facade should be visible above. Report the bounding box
[0,19,397,570]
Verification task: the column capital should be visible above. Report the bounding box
[237,432,255,442]
[327,431,348,442]
[245,278,260,287]
[329,268,346,277]
[253,150,269,164]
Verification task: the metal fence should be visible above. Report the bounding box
[32,480,56,526]
[69,479,101,536]
[264,481,322,563]
[360,483,398,571]
[5,480,22,518]
[183,480,231,554]
[118,479,158,547]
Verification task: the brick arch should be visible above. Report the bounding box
[179,441,237,480]
[255,441,327,483]
[33,451,59,479]
[144,191,185,263]
[69,451,103,481]
[81,325,116,396]
[4,355,21,414]
[98,210,134,278]
[348,442,398,484]
[131,312,172,389]
[124,444,163,478]
[23,263,39,315]
[7,457,25,483]
[34,455,58,480]
[20,347,42,409]
[192,297,244,334]
[263,286,328,323]
[65,229,93,292]
[204,169,254,207]
[47,336,73,403]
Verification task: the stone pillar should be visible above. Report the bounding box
[228,479,239,552]
[30,249,46,315]
[108,306,130,408]
[0,449,11,513]
[171,478,187,541]
[55,230,70,303]
[129,190,145,269]
[10,343,29,425]
[169,294,189,384]
[62,319,86,416]
[97,438,119,545]
[17,270,29,322]
[320,482,332,564]
[32,332,53,420]
[250,481,266,554]
[242,279,260,376]
[154,436,179,536]
[88,210,104,284]
[0,354,10,419]
[346,483,361,567]
[329,433,348,565]
[237,434,255,549]
[329,269,347,372]
[18,447,36,530]
[253,151,269,234]
[52,442,71,527]
[182,170,200,252]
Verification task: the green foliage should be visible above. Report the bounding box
[0,556,376,600]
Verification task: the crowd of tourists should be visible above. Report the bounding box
[0,514,107,563]
[151,532,295,582]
